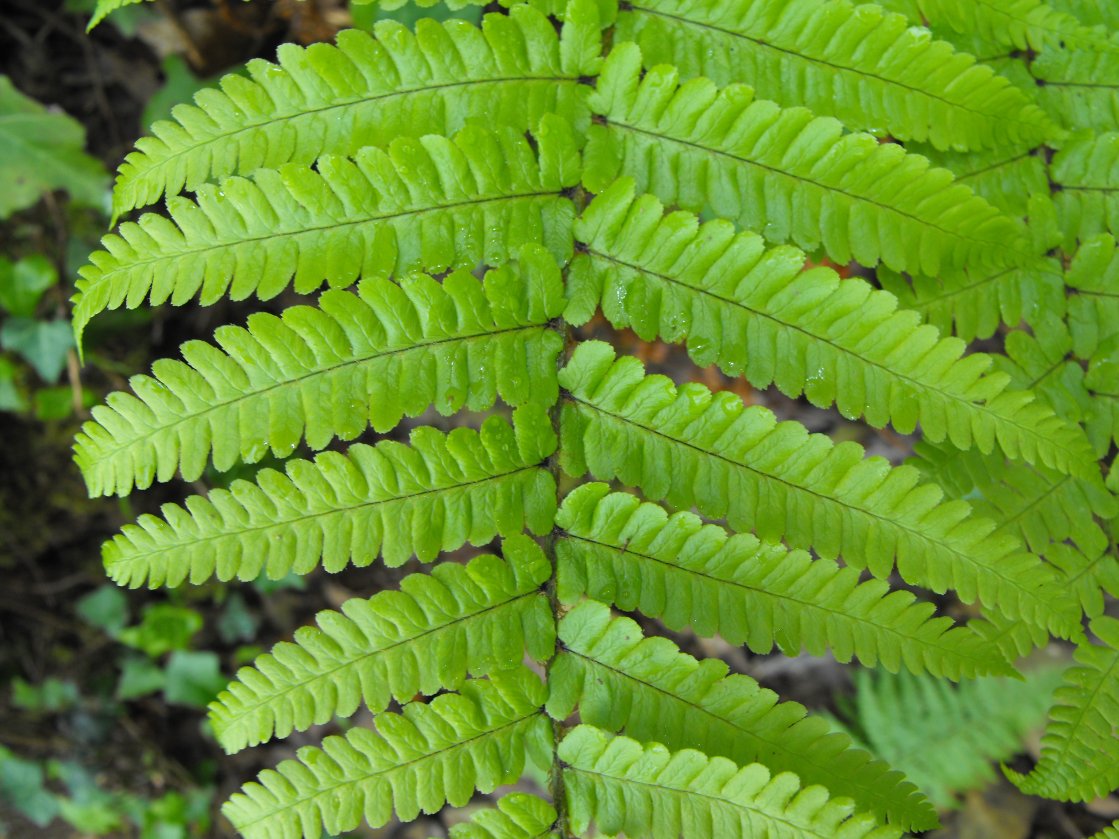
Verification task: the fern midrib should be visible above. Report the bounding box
[626,4,1036,127]
[607,120,1012,251]
[954,150,1037,182]
[233,712,542,831]
[79,323,546,467]
[215,592,540,734]
[907,266,1018,308]
[80,190,564,289]
[562,532,994,663]
[990,472,1070,537]
[566,395,1048,602]
[563,649,906,809]
[563,764,838,837]
[106,465,543,568]
[1037,650,1119,778]
[123,76,580,189]
[586,249,1013,422]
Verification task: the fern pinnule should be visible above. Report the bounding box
[558,725,903,839]
[909,143,1050,220]
[1032,43,1119,132]
[548,600,938,830]
[72,119,581,349]
[615,0,1055,152]
[559,341,1080,637]
[74,248,564,494]
[223,669,550,839]
[556,485,1014,679]
[210,537,553,753]
[111,4,601,217]
[583,45,1031,277]
[444,793,558,838]
[568,180,1095,476]
[102,408,557,588]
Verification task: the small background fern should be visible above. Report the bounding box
[47,0,1119,836]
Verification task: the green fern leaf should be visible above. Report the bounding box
[1045,0,1119,29]
[555,485,1013,679]
[835,664,1066,808]
[1052,131,1119,251]
[1032,42,1119,132]
[559,725,903,839]
[102,408,557,587]
[71,120,581,349]
[558,341,1079,636]
[74,248,564,494]
[876,257,1065,343]
[583,43,1029,276]
[223,669,550,839]
[210,536,554,753]
[443,793,557,838]
[112,5,601,216]
[909,143,1049,219]
[614,0,1053,151]
[547,600,938,830]
[1006,617,1119,801]
[87,0,148,30]
[1067,234,1119,360]
[568,179,1094,475]
[1089,822,1119,839]
[871,0,1108,52]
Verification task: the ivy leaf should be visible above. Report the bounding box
[118,605,202,658]
[0,318,73,383]
[0,255,57,317]
[163,651,226,707]
[0,76,108,218]
[76,585,129,636]
[0,747,58,827]
[116,656,166,700]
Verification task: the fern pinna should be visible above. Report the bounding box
[74,0,1119,835]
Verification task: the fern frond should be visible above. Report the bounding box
[583,44,1029,277]
[880,0,1110,52]
[1067,234,1119,360]
[103,408,557,588]
[74,249,563,494]
[614,0,1053,152]
[224,669,550,839]
[210,536,553,753]
[1033,43,1119,132]
[909,143,1048,219]
[555,484,1013,678]
[834,664,1066,808]
[911,443,1116,558]
[876,258,1065,343]
[444,793,558,838]
[558,341,1078,636]
[1089,822,1119,839]
[559,725,902,839]
[1045,0,1119,29]
[1052,132,1119,251]
[1006,617,1119,801]
[72,120,581,349]
[87,0,148,29]
[568,180,1093,474]
[547,600,938,830]
[112,5,601,216]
